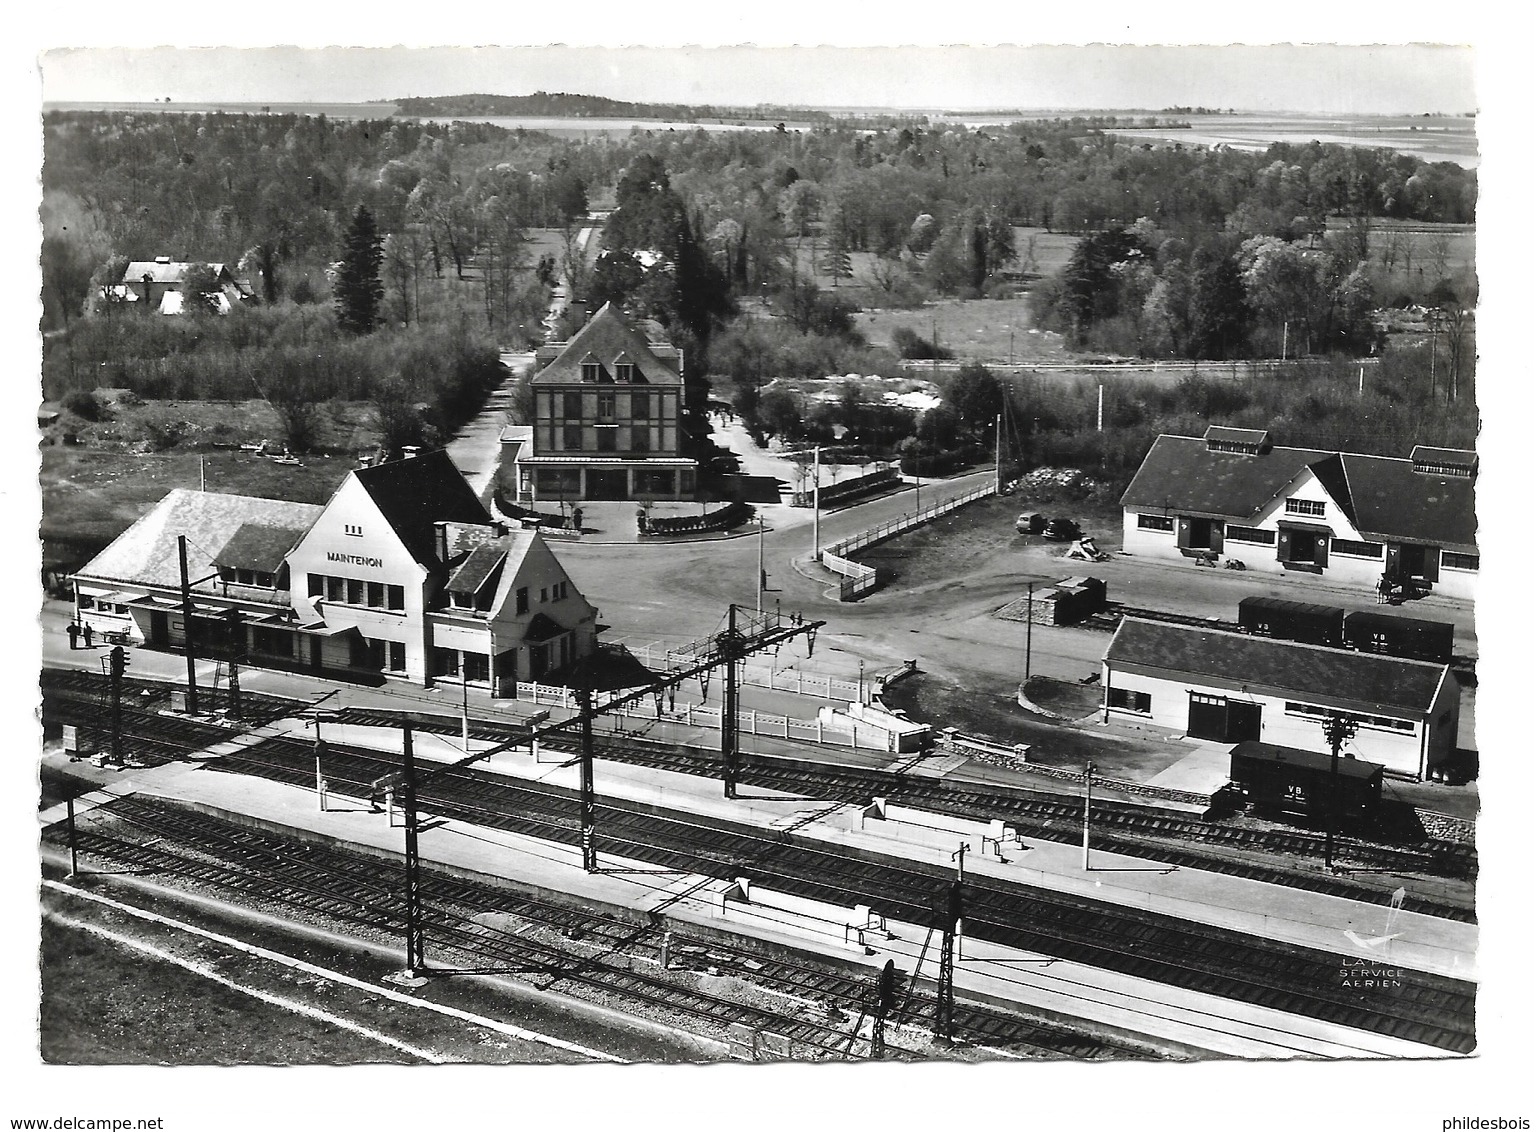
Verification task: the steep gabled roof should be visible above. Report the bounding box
[446,543,506,596]
[78,490,323,590]
[350,450,492,569]
[1120,434,1335,519]
[531,302,683,387]
[1121,435,1478,549]
[1339,454,1478,550]
[1105,618,1447,716]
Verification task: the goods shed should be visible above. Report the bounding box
[1102,618,1459,780]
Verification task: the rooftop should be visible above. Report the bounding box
[1105,618,1448,715]
[78,491,324,590]
[532,302,683,387]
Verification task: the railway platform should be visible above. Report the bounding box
[43,718,1475,1059]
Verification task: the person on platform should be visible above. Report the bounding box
[82,622,94,649]
[67,622,78,650]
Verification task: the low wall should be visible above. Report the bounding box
[819,482,996,601]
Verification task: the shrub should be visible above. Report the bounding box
[61,390,101,421]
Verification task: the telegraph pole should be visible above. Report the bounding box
[1083,761,1097,870]
[721,604,741,799]
[1321,715,1358,871]
[1022,584,1035,684]
[811,446,822,557]
[933,879,963,1043]
[399,725,425,979]
[177,535,199,715]
[757,517,766,614]
[577,684,598,872]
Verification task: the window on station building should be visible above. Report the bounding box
[631,427,650,453]
[1331,538,1384,559]
[463,653,490,683]
[631,391,650,417]
[1442,551,1479,571]
[516,587,529,614]
[1137,514,1175,531]
[311,574,402,610]
[431,647,461,677]
[597,392,616,419]
[614,362,636,383]
[581,361,602,383]
[1226,525,1276,544]
[344,523,363,537]
[1284,498,1327,517]
[1107,687,1152,714]
[563,425,583,450]
[596,428,617,452]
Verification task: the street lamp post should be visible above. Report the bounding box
[1022,584,1035,684]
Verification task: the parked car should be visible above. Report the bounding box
[1043,517,1082,541]
[1014,512,1045,535]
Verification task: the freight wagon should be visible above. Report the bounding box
[1229,740,1384,824]
[1236,597,1455,664]
[1342,610,1455,664]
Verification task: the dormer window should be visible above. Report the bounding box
[614,360,636,383]
[581,360,602,383]
[1410,446,1477,479]
[1204,426,1271,456]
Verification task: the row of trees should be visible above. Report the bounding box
[1033,222,1383,359]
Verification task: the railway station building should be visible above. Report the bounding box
[1101,618,1460,779]
[72,450,598,694]
[513,302,697,503]
[1120,428,1477,601]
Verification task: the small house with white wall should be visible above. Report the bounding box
[1120,428,1477,600]
[1101,617,1460,779]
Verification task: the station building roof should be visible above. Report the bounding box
[1121,433,1476,549]
[77,490,324,590]
[352,450,492,570]
[1105,618,1449,717]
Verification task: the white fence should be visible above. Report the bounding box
[820,481,997,600]
[626,645,864,701]
[506,678,898,751]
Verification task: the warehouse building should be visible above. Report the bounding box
[72,450,597,693]
[1101,618,1459,779]
[514,302,697,503]
[1120,428,1477,600]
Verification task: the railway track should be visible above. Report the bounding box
[38,680,1476,915]
[45,796,1134,1061]
[330,703,1477,911]
[207,736,1479,1054]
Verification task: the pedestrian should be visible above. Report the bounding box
[82,622,94,649]
[67,622,78,650]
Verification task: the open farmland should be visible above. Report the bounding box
[856,297,1068,364]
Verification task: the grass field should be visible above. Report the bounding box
[40,447,357,567]
[856,297,1067,363]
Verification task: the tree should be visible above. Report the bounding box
[334,205,384,336]
[178,264,223,316]
[945,363,1002,432]
[759,387,803,440]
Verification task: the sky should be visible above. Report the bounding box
[38,43,1477,115]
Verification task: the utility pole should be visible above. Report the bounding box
[1022,584,1035,685]
[993,412,1003,493]
[1321,715,1358,871]
[1082,761,1097,871]
[577,685,598,872]
[177,535,199,715]
[399,725,424,979]
[721,604,741,799]
[811,446,821,558]
[933,879,963,1043]
[1281,319,1288,362]
[65,793,79,878]
[757,517,766,614]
